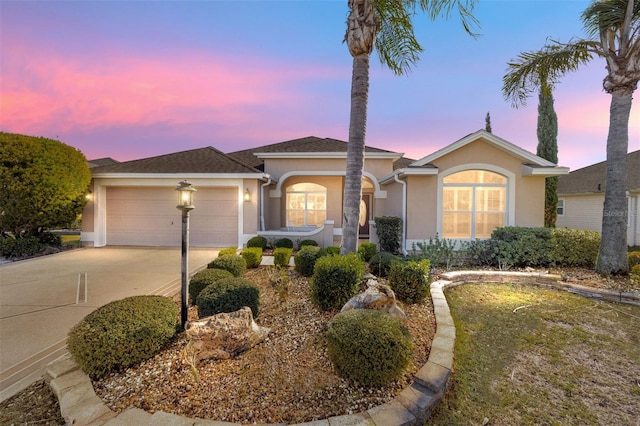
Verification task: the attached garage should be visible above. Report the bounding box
[106,186,239,247]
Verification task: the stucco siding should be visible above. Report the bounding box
[406,175,437,240]
[515,176,546,227]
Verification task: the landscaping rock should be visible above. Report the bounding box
[185,307,270,362]
[341,278,406,320]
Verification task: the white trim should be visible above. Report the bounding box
[92,173,265,179]
[556,198,565,217]
[412,129,558,168]
[379,167,439,185]
[269,170,386,198]
[521,165,570,176]
[436,164,516,239]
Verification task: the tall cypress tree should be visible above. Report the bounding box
[536,87,559,228]
[485,112,492,132]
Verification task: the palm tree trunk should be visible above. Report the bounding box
[596,91,631,275]
[341,53,370,254]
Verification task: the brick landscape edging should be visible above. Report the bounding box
[46,271,639,425]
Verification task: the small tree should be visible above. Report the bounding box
[0,133,91,236]
[485,111,492,133]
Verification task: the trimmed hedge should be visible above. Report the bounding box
[357,242,377,262]
[218,247,238,257]
[311,253,364,311]
[274,247,292,267]
[298,239,318,249]
[67,296,178,378]
[274,238,294,249]
[388,259,431,304]
[327,309,413,386]
[375,216,403,254]
[247,236,268,250]
[189,268,233,303]
[294,245,322,277]
[196,277,260,318]
[208,254,246,277]
[369,251,402,277]
[242,247,263,268]
[0,235,45,258]
[550,228,601,267]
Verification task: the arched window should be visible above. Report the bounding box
[286,183,327,227]
[442,170,507,239]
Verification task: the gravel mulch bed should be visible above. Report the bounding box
[92,267,436,424]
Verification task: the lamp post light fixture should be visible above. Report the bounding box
[176,180,196,330]
[243,188,251,203]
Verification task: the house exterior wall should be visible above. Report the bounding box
[242,179,259,245]
[263,157,396,181]
[405,175,438,241]
[556,194,604,232]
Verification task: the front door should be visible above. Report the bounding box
[358,194,372,238]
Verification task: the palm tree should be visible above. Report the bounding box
[502,0,640,275]
[341,0,479,254]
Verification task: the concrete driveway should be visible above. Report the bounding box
[0,246,219,402]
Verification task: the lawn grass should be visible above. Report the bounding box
[428,283,640,425]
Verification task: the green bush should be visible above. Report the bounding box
[36,231,62,247]
[327,309,413,386]
[459,239,499,267]
[550,228,601,267]
[242,247,263,268]
[196,277,260,318]
[628,251,640,268]
[298,239,318,249]
[369,251,402,277]
[388,259,431,304]
[274,238,294,249]
[357,242,377,262]
[311,253,364,311]
[631,264,640,277]
[208,254,246,277]
[319,246,340,256]
[67,296,178,379]
[412,234,457,268]
[375,216,403,254]
[247,236,268,250]
[294,245,322,276]
[218,247,238,257]
[189,268,233,303]
[274,247,293,267]
[0,235,45,258]
[491,227,553,268]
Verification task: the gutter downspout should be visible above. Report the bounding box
[260,174,271,231]
[394,172,408,256]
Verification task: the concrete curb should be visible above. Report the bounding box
[46,270,639,425]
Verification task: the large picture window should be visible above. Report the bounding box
[286,183,327,227]
[442,170,506,239]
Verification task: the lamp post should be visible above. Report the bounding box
[176,180,196,330]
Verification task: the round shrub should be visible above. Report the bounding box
[67,296,178,379]
[247,235,268,250]
[369,251,402,277]
[294,245,322,277]
[274,247,293,267]
[628,251,640,268]
[196,277,260,318]
[631,264,640,277]
[388,259,431,304]
[550,228,600,267]
[189,268,233,303]
[311,253,364,311]
[357,242,377,262]
[208,254,246,277]
[274,238,294,249]
[327,309,413,386]
[242,247,263,268]
[218,247,238,257]
[319,246,340,256]
[298,239,318,249]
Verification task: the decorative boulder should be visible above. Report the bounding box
[185,307,270,362]
[340,278,406,320]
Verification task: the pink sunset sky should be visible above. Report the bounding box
[1,0,638,172]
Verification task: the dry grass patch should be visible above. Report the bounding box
[430,283,640,426]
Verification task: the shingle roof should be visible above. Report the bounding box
[88,157,119,168]
[90,147,262,174]
[227,136,406,170]
[557,150,640,195]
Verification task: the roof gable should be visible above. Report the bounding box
[90,147,262,174]
[411,129,557,167]
[227,136,404,170]
[558,150,640,194]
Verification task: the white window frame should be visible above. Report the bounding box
[556,198,565,217]
[437,164,515,240]
[285,183,327,227]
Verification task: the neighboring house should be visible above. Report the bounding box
[81,129,568,252]
[556,150,640,247]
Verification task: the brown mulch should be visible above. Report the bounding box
[92,267,436,424]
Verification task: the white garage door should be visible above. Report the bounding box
[106,187,238,247]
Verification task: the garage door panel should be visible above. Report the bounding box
[107,187,238,247]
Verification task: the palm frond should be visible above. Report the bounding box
[502,40,595,108]
[582,0,640,39]
[375,0,423,75]
[419,0,480,37]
